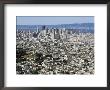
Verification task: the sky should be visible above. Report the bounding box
[16,16,94,25]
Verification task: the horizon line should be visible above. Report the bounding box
[17,22,94,26]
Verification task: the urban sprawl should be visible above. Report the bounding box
[16,24,94,75]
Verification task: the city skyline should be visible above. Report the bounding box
[16,16,94,25]
[16,16,94,75]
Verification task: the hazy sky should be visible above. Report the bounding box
[16,16,94,25]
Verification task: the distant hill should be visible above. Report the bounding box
[16,23,94,33]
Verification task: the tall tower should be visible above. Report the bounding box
[42,25,46,30]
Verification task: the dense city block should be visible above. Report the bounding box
[16,25,94,75]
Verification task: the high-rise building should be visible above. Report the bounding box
[54,29,60,39]
[42,25,46,30]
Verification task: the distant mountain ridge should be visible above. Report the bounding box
[16,23,94,33]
